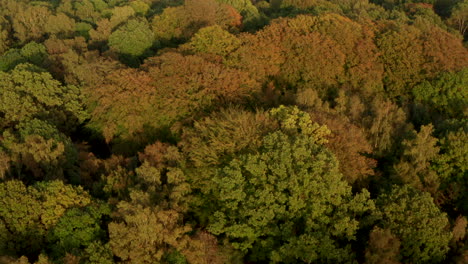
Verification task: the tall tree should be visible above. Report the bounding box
[0,180,91,258]
[108,160,194,263]
[11,5,50,44]
[151,0,241,48]
[108,19,154,65]
[448,0,468,38]
[373,185,452,263]
[186,106,375,262]
[47,203,111,260]
[0,63,87,130]
[434,127,468,213]
[412,68,468,119]
[394,124,441,195]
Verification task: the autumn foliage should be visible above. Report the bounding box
[0,0,467,263]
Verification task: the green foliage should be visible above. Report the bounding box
[70,0,104,23]
[108,167,192,263]
[0,49,26,72]
[75,22,93,39]
[130,1,150,15]
[0,0,467,262]
[0,63,87,129]
[377,24,424,98]
[152,0,241,48]
[413,68,468,118]
[376,22,467,100]
[189,106,375,262]
[1,119,79,181]
[448,0,468,37]
[108,19,154,64]
[434,128,468,213]
[151,6,187,46]
[45,13,76,37]
[181,107,275,170]
[19,42,47,66]
[47,203,111,259]
[109,6,136,29]
[374,185,452,262]
[82,241,114,264]
[0,42,47,72]
[185,25,241,58]
[406,3,448,30]
[394,124,441,194]
[0,180,91,256]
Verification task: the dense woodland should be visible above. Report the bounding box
[0,0,467,263]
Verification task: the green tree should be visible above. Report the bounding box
[189,106,375,262]
[413,69,468,119]
[130,1,150,15]
[0,49,25,72]
[394,124,441,195]
[108,19,154,64]
[434,128,468,213]
[71,0,104,23]
[184,25,241,58]
[19,42,48,67]
[81,241,114,264]
[376,23,425,99]
[0,42,47,72]
[405,3,448,30]
[1,119,79,182]
[272,0,342,15]
[45,13,76,37]
[181,107,275,170]
[151,0,241,48]
[0,180,91,257]
[0,63,87,130]
[47,203,111,259]
[109,6,136,29]
[374,185,452,263]
[449,0,468,37]
[180,107,277,200]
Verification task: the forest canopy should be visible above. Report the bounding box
[0,0,467,263]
